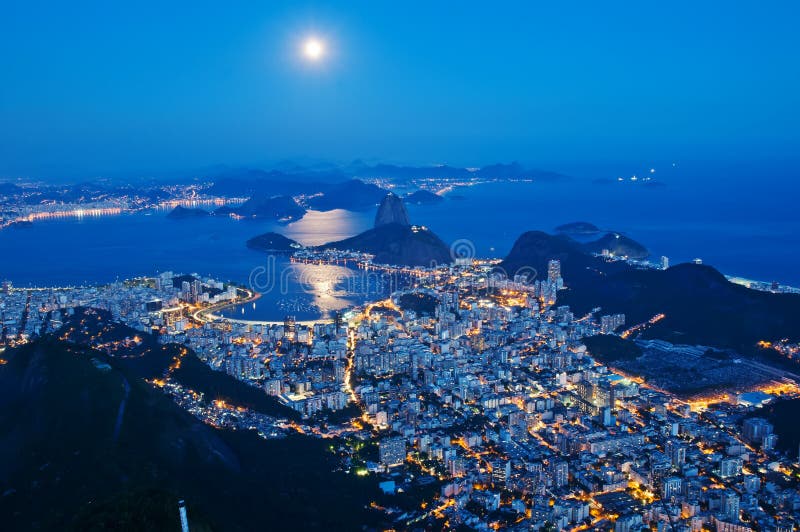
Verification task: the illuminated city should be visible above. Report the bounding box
[2,2,800,530]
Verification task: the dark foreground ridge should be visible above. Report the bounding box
[0,336,382,531]
[57,307,301,420]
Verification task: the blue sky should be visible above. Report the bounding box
[1,1,798,178]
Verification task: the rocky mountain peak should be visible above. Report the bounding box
[374,192,410,227]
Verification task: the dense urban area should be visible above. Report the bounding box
[3,245,800,532]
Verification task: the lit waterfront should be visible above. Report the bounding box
[1,196,246,229]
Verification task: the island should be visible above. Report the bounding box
[166,205,211,219]
[404,189,444,205]
[318,193,452,267]
[246,232,303,254]
[555,221,600,235]
[216,194,306,221]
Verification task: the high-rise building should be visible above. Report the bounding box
[615,514,643,532]
[333,360,346,383]
[665,440,686,468]
[661,476,682,499]
[601,406,614,426]
[743,475,760,494]
[489,458,511,486]
[742,418,773,445]
[283,315,296,341]
[720,490,740,522]
[178,499,189,532]
[379,437,406,468]
[600,314,626,334]
[547,260,561,285]
[550,460,569,488]
[719,457,742,478]
[762,432,778,451]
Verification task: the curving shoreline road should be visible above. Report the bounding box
[191,287,331,327]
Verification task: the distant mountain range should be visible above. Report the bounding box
[204,161,566,198]
[0,161,569,220]
[209,178,388,219]
[197,161,568,221]
[343,161,566,181]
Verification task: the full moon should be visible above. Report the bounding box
[303,38,324,61]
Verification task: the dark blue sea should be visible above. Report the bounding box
[1,162,798,321]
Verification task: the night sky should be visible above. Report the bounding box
[1,1,798,177]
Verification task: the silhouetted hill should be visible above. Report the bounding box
[569,264,800,353]
[0,338,235,530]
[216,195,305,221]
[0,337,382,531]
[397,292,440,315]
[171,351,302,421]
[583,335,643,362]
[166,205,210,219]
[499,230,608,278]
[320,223,452,267]
[246,231,302,253]
[374,192,410,227]
[306,179,387,211]
[500,231,800,354]
[759,398,800,454]
[582,232,649,259]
